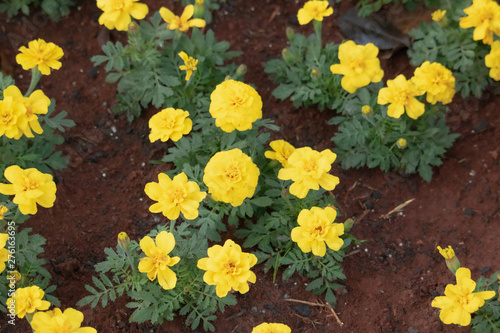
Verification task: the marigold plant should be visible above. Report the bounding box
[6,285,50,319]
[0,95,25,139]
[209,80,263,132]
[30,307,96,333]
[16,39,63,75]
[97,0,149,31]
[148,107,192,143]
[197,239,257,298]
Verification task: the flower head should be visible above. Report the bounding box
[160,5,206,32]
[432,267,496,326]
[0,165,57,215]
[0,205,7,219]
[117,232,130,250]
[203,149,260,207]
[330,40,384,93]
[437,245,455,259]
[437,245,461,274]
[485,40,500,81]
[148,107,192,143]
[361,105,373,115]
[16,39,63,75]
[0,233,9,273]
[264,140,295,167]
[178,52,198,81]
[6,286,50,318]
[377,74,425,119]
[3,85,51,138]
[138,231,180,290]
[278,147,339,199]
[209,80,263,132]
[97,0,149,31]
[291,206,344,257]
[432,9,447,24]
[297,0,333,25]
[145,172,206,220]
[31,307,97,333]
[411,61,455,105]
[252,322,292,333]
[397,138,407,149]
[459,0,500,45]
[0,95,27,139]
[197,239,257,298]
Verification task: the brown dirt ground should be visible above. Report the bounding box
[1,0,499,332]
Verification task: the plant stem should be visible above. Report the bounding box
[313,19,323,50]
[25,67,42,97]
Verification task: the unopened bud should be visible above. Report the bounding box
[282,48,294,65]
[128,22,139,35]
[397,138,407,149]
[431,9,447,27]
[236,64,247,77]
[343,218,355,232]
[194,0,204,19]
[8,271,21,283]
[118,232,131,250]
[437,246,460,275]
[286,27,295,41]
[281,188,290,198]
[310,69,321,79]
[361,105,373,116]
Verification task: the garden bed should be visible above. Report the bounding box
[1,0,499,332]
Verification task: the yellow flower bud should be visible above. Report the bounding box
[397,138,407,149]
[361,105,373,116]
[118,232,130,250]
[282,48,294,65]
[128,22,139,35]
[432,9,447,27]
[236,64,247,78]
[310,69,321,79]
[437,245,460,275]
[286,27,295,41]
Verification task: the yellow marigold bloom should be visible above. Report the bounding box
[0,233,9,273]
[178,51,198,81]
[0,95,26,139]
[203,149,260,207]
[160,4,206,32]
[264,140,295,167]
[252,323,292,333]
[0,165,57,215]
[138,231,180,290]
[485,40,500,81]
[9,270,22,283]
[0,205,8,219]
[330,41,384,93]
[361,105,373,115]
[397,138,407,149]
[209,80,263,132]
[459,0,500,45]
[291,206,344,257]
[31,307,97,333]
[432,9,447,23]
[148,107,192,143]
[144,172,206,220]
[96,0,148,31]
[278,147,339,199]
[6,285,50,319]
[297,0,333,25]
[437,245,455,259]
[437,245,461,274]
[16,39,63,75]
[197,239,257,298]
[411,61,455,105]
[377,74,425,119]
[432,267,496,326]
[3,85,51,138]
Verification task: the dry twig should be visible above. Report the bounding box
[285,298,344,327]
[379,198,415,219]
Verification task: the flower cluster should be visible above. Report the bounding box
[96,0,148,31]
[16,39,63,75]
[459,0,500,45]
[411,61,455,105]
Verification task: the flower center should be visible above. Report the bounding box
[303,159,318,173]
[168,186,186,204]
[185,58,197,70]
[312,224,326,238]
[110,0,126,10]
[224,260,239,275]
[224,164,241,183]
[23,177,40,192]
[230,96,245,108]
[154,254,172,269]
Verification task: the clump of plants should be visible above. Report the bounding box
[0,0,74,21]
[432,246,500,332]
[408,0,500,98]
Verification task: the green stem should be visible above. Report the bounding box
[25,67,42,96]
[26,312,35,332]
[170,219,176,233]
[313,19,323,49]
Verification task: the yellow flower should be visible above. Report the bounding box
[160,4,206,32]
[297,0,333,25]
[397,138,407,149]
[148,107,192,143]
[96,0,148,31]
[377,74,425,119]
[432,267,496,326]
[437,245,461,274]
[330,40,384,93]
[0,233,9,274]
[278,147,339,199]
[31,307,97,333]
[459,0,500,45]
[6,286,50,319]
[485,40,500,81]
[437,245,455,259]
[264,140,295,167]
[203,149,260,207]
[16,39,63,75]
[252,322,292,333]
[361,105,373,115]
[0,165,57,215]
[209,80,263,132]
[0,95,26,139]
[178,51,198,81]
[0,205,8,219]
[144,172,206,220]
[411,61,455,105]
[3,85,51,138]
[138,231,180,290]
[197,239,257,298]
[432,9,447,23]
[291,206,344,257]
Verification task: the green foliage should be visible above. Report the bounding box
[0,0,74,21]
[471,271,500,333]
[79,223,236,331]
[408,0,492,98]
[349,0,444,17]
[330,85,459,182]
[93,11,241,122]
[174,0,227,24]
[265,28,344,111]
